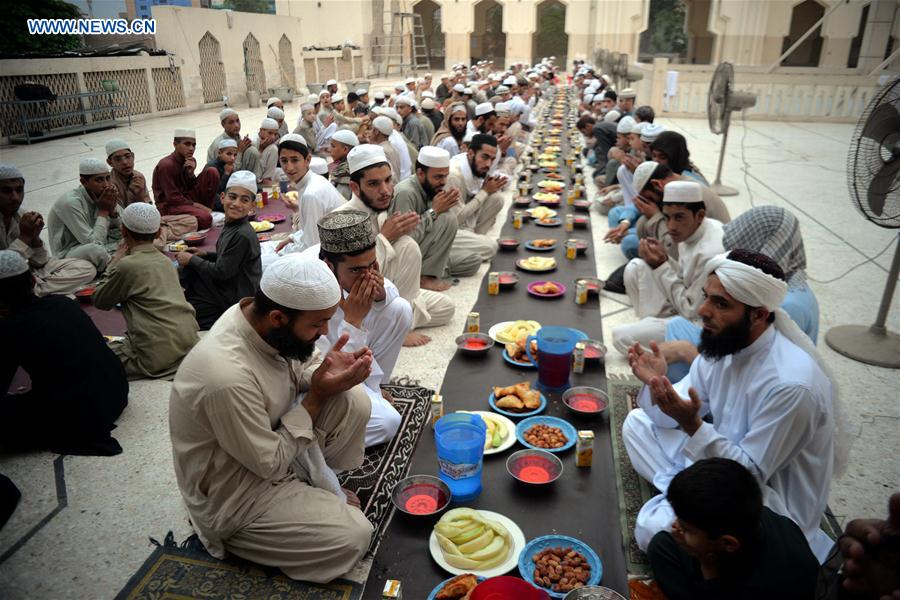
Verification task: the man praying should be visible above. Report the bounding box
[176,170,261,329]
[152,129,220,230]
[169,254,374,583]
[94,203,199,380]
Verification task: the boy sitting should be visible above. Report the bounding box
[93,203,199,379]
[207,138,239,208]
[329,129,359,200]
[647,457,819,600]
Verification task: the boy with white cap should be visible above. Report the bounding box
[336,145,454,345]
[105,138,150,206]
[292,103,319,152]
[0,163,96,295]
[0,250,128,456]
[354,89,370,116]
[612,181,724,354]
[176,170,262,329]
[48,157,124,272]
[152,129,221,231]
[328,129,359,200]
[169,253,374,583]
[257,117,281,187]
[267,105,288,139]
[94,202,199,379]
[207,138,239,202]
[206,108,262,178]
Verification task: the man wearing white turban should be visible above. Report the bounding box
[169,254,374,583]
[93,203,199,379]
[623,249,849,564]
[0,163,96,296]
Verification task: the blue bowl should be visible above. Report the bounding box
[489,390,546,418]
[515,416,577,453]
[502,348,536,369]
[517,534,603,598]
[426,575,486,600]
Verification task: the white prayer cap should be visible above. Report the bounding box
[383,108,403,127]
[300,102,315,112]
[105,138,130,157]
[267,107,285,120]
[495,85,510,94]
[372,116,394,136]
[279,133,308,147]
[475,102,494,117]
[79,158,108,176]
[217,138,238,150]
[418,146,450,169]
[309,156,329,175]
[583,93,594,104]
[225,170,257,195]
[405,77,415,85]
[421,98,435,110]
[592,95,604,104]
[0,250,28,279]
[619,87,637,99]
[631,122,647,137]
[331,94,344,104]
[0,163,23,180]
[463,88,473,95]
[394,95,413,106]
[495,102,510,115]
[307,93,319,104]
[319,89,331,97]
[266,97,281,107]
[261,254,341,311]
[440,73,450,80]
[371,107,385,117]
[174,128,196,139]
[491,74,503,81]
[394,83,405,91]
[453,83,465,92]
[373,91,385,100]
[503,76,517,86]
[325,79,337,86]
[662,180,702,204]
[332,129,359,147]
[422,91,435,100]
[259,118,279,131]
[424,72,432,78]
[605,109,622,123]
[601,74,612,84]
[121,202,161,234]
[616,115,635,134]
[348,144,387,174]
[355,88,367,96]
[640,123,665,142]
[632,161,659,193]
[219,108,238,121]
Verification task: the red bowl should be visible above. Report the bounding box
[75,285,95,303]
[497,238,521,251]
[184,233,207,247]
[471,576,550,600]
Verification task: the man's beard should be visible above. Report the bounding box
[698,308,753,360]
[265,325,317,361]
[359,187,388,213]
[422,177,441,199]
[470,156,489,178]
[450,123,466,141]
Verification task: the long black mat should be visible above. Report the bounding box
[365,127,628,598]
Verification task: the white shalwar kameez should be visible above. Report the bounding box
[388,131,412,180]
[447,153,502,264]
[623,323,836,564]
[288,170,345,250]
[303,245,412,447]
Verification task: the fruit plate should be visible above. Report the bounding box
[517,535,603,598]
[250,220,275,233]
[524,241,556,252]
[488,320,542,345]
[502,348,536,369]
[516,258,557,273]
[457,410,517,455]
[489,391,547,418]
[515,416,577,453]
[429,510,527,578]
[426,576,487,600]
[526,207,557,219]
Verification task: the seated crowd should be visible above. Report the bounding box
[0,57,886,599]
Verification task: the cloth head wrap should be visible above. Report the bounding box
[704,252,852,477]
[0,250,29,278]
[723,206,807,289]
[0,163,23,181]
[121,202,161,234]
[261,254,340,311]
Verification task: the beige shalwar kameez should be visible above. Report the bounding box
[446,154,503,269]
[206,132,262,178]
[169,302,373,583]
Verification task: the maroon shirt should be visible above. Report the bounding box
[152,152,198,215]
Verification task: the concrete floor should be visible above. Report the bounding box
[0,99,898,599]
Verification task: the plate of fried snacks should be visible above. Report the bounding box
[489,381,546,417]
[427,574,485,600]
[524,239,556,252]
[527,281,566,298]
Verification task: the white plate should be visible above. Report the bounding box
[429,510,527,578]
[457,411,517,455]
[487,321,542,345]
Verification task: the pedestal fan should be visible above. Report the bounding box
[707,62,757,196]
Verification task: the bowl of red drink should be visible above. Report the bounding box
[391,475,452,517]
[471,575,552,600]
[74,285,95,303]
[562,386,609,417]
[581,339,606,363]
[497,238,521,251]
[506,449,563,486]
[498,271,519,290]
[455,332,495,356]
[184,232,207,247]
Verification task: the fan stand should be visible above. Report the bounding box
[711,122,739,196]
[825,234,900,369]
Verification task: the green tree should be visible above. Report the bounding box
[0,0,82,55]
[223,0,271,13]
[639,0,687,57]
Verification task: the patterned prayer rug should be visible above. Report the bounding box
[115,381,432,600]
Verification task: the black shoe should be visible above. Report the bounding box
[604,264,627,294]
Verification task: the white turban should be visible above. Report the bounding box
[0,163,23,181]
[0,250,29,279]
[121,202,161,234]
[704,253,852,477]
[261,254,340,311]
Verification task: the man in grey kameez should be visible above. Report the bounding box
[206,108,262,178]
